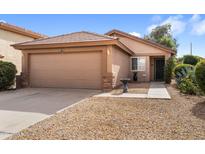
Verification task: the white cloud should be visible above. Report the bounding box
[151,15,162,23]
[129,32,141,37]
[189,14,200,23]
[191,19,205,35]
[161,15,186,35]
[189,14,205,36]
[146,15,186,36]
[0,19,6,23]
[146,14,205,40]
[147,24,158,33]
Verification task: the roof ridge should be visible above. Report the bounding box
[81,31,117,39]
[14,32,78,45]
[14,31,116,46]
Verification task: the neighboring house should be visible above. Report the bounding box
[12,30,175,90]
[0,22,46,74]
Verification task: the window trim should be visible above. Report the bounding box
[130,56,146,72]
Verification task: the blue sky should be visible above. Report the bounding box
[0,14,205,57]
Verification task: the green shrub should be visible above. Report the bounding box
[183,55,200,66]
[176,57,183,64]
[195,56,203,61]
[164,56,176,84]
[178,77,198,95]
[0,61,17,90]
[174,64,194,81]
[195,60,205,92]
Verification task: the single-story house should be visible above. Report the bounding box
[0,22,46,74]
[12,29,175,90]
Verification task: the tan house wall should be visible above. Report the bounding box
[133,56,150,82]
[113,34,172,82]
[111,46,130,87]
[0,29,34,74]
[112,34,172,57]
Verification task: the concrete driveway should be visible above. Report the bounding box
[0,88,99,139]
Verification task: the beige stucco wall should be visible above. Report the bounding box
[115,34,171,57]
[0,29,34,74]
[112,34,171,82]
[133,56,150,82]
[111,46,130,87]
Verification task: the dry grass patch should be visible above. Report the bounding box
[9,84,205,140]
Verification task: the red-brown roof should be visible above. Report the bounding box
[12,31,134,56]
[0,22,47,39]
[14,31,117,46]
[105,29,176,54]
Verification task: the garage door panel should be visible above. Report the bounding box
[29,52,102,89]
[30,70,101,80]
[30,69,101,77]
[31,79,101,89]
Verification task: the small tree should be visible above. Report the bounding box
[0,61,17,90]
[195,60,205,92]
[164,56,176,84]
[145,24,178,51]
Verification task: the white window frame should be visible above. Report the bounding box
[130,56,146,72]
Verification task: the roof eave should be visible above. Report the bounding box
[0,22,46,39]
[12,40,117,50]
[114,40,135,56]
[12,39,133,56]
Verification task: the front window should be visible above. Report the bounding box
[131,57,146,71]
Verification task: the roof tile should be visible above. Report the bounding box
[17,31,117,46]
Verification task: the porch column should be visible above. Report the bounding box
[146,56,151,81]
[21,51,29,87]
[102,46,113,91]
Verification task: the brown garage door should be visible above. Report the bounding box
[29,51,102,89]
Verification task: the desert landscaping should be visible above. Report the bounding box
[9,83,205,140]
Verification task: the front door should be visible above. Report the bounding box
[155,58,165,81]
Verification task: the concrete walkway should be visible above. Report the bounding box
[147,82,171,99]
[95,82,171,99]
[0,110,48,139]
[0,88,99,139]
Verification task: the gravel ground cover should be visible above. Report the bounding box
[9,84,205,140]
[111,82,150,95]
